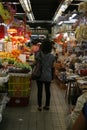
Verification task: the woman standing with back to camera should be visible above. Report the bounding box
[35,38,55,111]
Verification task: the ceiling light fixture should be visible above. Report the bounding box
[58,21,63,25]
[27,12,35,21]
[57,18,78,25]
[53,0,74,22]
[24,0,31,12]
[19,0,35,21]
[69,13,77,20]
[64,19,78,23]
[19,0,31,12]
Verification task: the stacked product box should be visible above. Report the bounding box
[8,73,31,106]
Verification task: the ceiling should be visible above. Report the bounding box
[30,0,61,21]
[2,0,85,31]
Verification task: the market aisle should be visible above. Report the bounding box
[0,80,68,130]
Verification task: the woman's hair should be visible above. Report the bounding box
[41,38,52,54]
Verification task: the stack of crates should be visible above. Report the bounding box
[8,73,31,106]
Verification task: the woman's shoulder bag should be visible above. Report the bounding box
[31,52,42,80]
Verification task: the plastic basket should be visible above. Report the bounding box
[8,88,30,97]
[7,97,29,107]
[8,75,31,90]
[8,82,30,90]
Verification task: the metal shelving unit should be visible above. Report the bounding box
[0,75,9,122]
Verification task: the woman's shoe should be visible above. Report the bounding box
[38,107,42,111]
[43,106,50,110]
